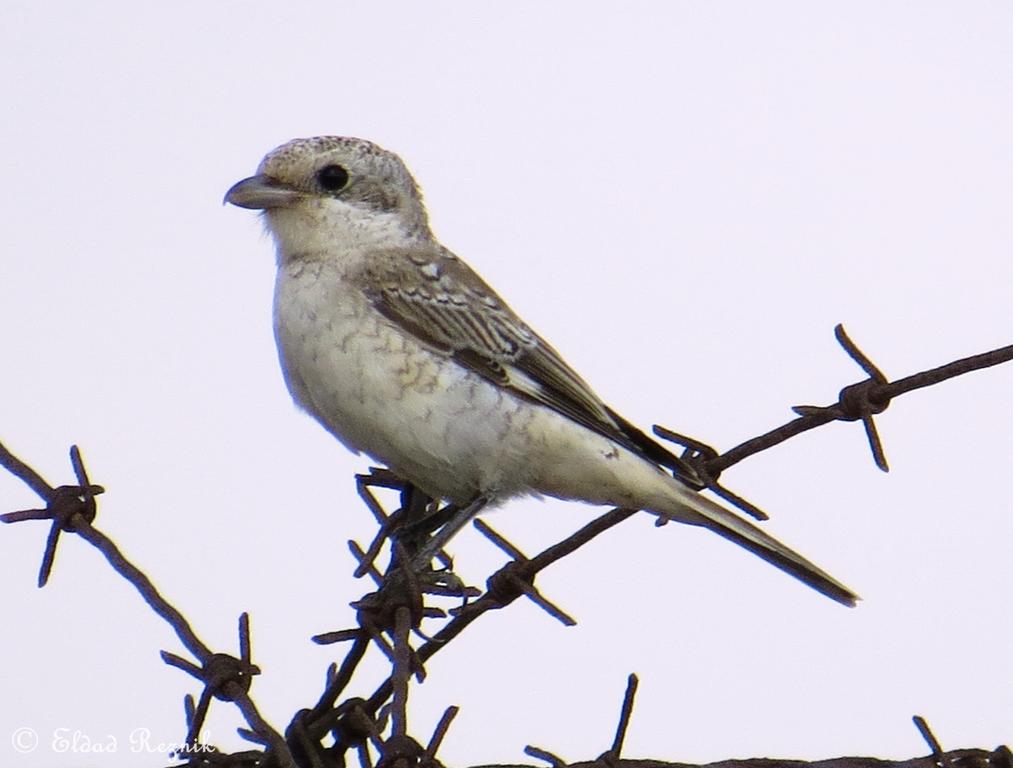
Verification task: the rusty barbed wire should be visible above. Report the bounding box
[0,443,297,768]
[524,742,1012,768]
[161,613,261,751]
[471,518,576,625]
[4,325,1013,767]
[525,672,640,768]
[0,444,104,586]
[524,745,569,768]
[914,716,950,768]
[654,325,1013,519]
[608,674,638,760]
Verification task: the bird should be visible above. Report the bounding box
[225,136,858,607]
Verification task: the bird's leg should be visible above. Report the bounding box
[397,498,457,540]
[408,495,489,570]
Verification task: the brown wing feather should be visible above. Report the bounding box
[355,246,698,482]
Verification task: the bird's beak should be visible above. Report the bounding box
[224,174,302,209]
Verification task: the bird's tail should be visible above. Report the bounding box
[657,481,859,607]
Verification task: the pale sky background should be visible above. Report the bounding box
[2,3,1012,766]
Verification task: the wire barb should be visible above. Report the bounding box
[473,518,577,626]
[913,715,946,764]
[424,706,459,762]
[524,745,569,768]
[610,674,639,757]
[652,426,770,520]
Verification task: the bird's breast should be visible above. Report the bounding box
[271,259,540,502]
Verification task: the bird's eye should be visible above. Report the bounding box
[316,164,349,192]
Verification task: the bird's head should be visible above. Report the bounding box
[225,136,431,258]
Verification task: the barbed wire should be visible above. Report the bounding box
[654,324,1013,519]
[2,324,1012,767]
[523,703,1012,768]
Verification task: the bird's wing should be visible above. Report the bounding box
[354,246,698,482]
